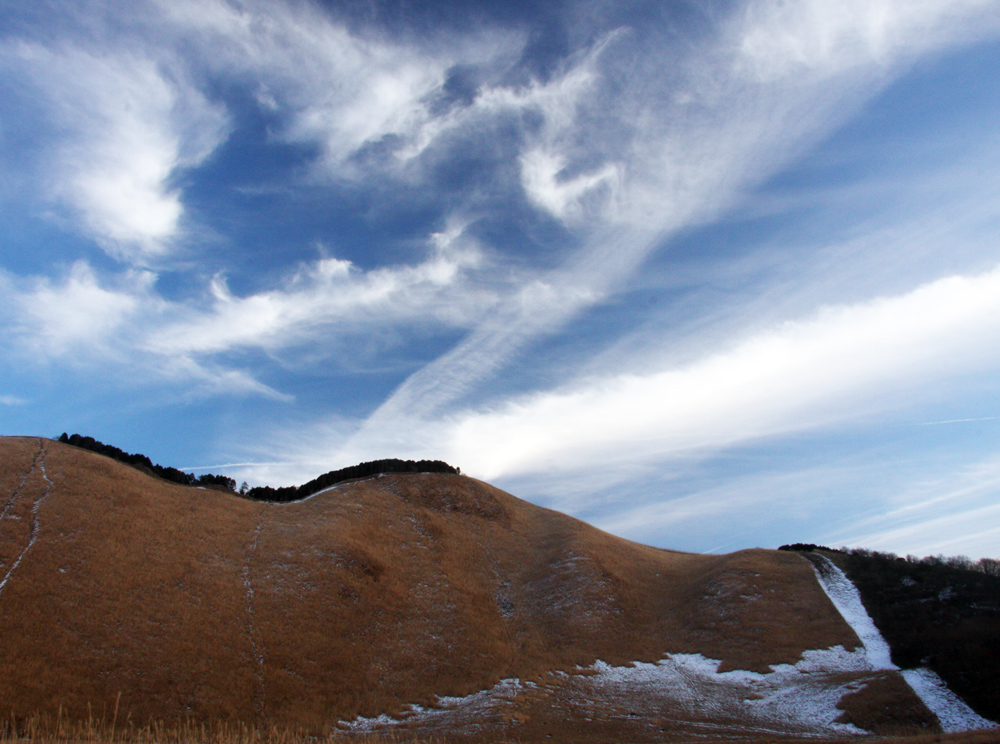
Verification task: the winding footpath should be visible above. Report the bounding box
[0,439,53,597]
[243,507,268,726]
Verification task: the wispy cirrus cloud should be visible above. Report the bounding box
[441,265,1000,480]
[346,0,1000,439]
[0,39,229,261]
[0,225,498,398]
[147,227,495,357]
[0,0,518,264]
[155,0,524,173]
[4,261,154,358]
[826,453,1000,559]
[315,261,1000,486]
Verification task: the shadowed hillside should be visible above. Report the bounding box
[0,436,955,741]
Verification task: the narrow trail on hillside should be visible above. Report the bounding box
[243,506,268,728]
[482,536,518,676]
[0,440,43,522]
[0,439,53,598]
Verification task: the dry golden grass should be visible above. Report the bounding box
[0,436,961,742]
[1,714,998,744]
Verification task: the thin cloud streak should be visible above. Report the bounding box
[916,417,1000,426]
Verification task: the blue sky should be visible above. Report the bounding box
[2,0,1000,559]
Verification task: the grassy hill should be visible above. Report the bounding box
[0,436,963,741]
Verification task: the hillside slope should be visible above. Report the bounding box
[0,437,941,740]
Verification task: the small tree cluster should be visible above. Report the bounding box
[778,543,840,553]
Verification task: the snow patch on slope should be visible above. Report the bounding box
[809,554,997,733]
[341,678,525,734]
[339,648,873,738]
[809,554,895,669]
[581,650,868,737]
[902,668,997,733]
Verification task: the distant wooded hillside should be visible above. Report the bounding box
[781,544,1000,722]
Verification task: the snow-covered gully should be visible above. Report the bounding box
[243,509,267,725]
[0,439,53,597]
[808,554,997,733]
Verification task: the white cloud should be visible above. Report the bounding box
[519,148,621,223]
[148,230,493,356]
[0,395,27,406]
[0,222,498,399]
[0,261,293,399]
[9,261,151,357]
[0,40,229,260]
[439,266,1000,481]
[736,0,1000,83]
[155,0,521,171]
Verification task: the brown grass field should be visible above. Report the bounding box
[1,436,995,743]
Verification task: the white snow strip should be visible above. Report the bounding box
[809,554,998,733]
[809,555,895,670]
[340,678,525,734]
[583,650,869,736]
[901,668,997,733]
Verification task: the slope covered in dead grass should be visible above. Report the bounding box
[0,436,946,740]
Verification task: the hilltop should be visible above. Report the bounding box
[0,436,988,742]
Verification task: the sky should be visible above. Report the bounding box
[2,0,1000,559]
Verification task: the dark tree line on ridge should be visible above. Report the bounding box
[57,433,459,503]
[778,542,1000,578]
